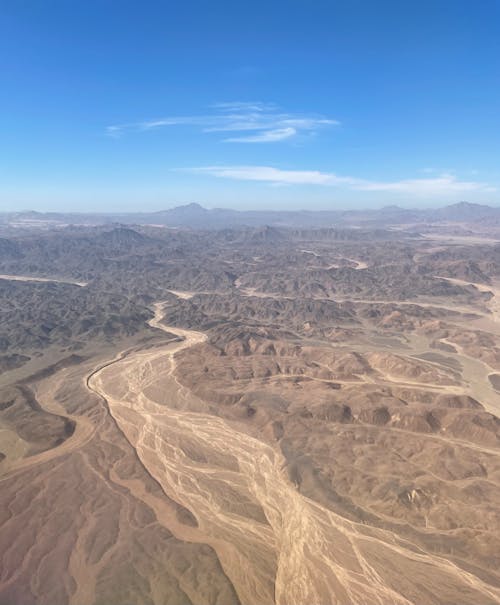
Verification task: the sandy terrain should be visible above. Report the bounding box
[0,274,87,287]
[435,275,500,324]
[167,290,196,299]
[84,302,500,605]
[2,225,500,604]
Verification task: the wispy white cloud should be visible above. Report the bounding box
[224,127,297,143]
[106,102,338,143]
[188,165,354,185]
[355,173,497,194]
[105,125,124,138]
[186,165,496,195]
[140,117,196,129]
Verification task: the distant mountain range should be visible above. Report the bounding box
[2,201,500,230]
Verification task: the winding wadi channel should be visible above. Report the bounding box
[85,300,500,605]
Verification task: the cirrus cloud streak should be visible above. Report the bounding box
[187,166,496,196]
[106,101,338,143]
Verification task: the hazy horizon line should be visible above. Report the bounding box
[2,200,500,216]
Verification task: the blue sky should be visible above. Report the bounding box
[1,0,499,211]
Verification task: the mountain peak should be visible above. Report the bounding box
[446,201,489,210]
[173,202,207,212]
